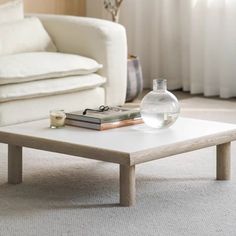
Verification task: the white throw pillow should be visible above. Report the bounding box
[0,52,103,85]
[0,17,57,56]
[0,0,23,24]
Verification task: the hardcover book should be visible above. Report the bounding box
[66,107,141,124]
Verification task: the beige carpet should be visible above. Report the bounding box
[1,92,236,236]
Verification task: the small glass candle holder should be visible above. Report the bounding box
[50,110,66,129]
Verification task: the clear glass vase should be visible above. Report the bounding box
[140,79,180,129]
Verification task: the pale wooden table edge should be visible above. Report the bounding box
[1,129,236,167]
[0,132,131,165]
[130,130,236,165]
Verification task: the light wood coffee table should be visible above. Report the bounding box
[0,117,236,206]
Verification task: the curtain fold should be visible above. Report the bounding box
[119,0,236,98]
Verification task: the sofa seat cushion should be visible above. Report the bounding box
[0,73,106,102]
[0,52,103,85]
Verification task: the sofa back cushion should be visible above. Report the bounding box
[0,17,57,56]
[0,0,24,24]
[0,52,103,85]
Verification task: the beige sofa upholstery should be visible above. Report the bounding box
[0,14,127,126]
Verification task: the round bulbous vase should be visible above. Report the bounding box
[140,79,180,129]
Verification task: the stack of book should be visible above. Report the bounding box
[65,107,143,131]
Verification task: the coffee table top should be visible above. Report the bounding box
[1,118,236,166]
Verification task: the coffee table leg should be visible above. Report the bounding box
[120,165,135,206]
[216,142,231,180]
[8,144,22,184]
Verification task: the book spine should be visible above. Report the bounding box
[65,119,100,129]
[65,118,143,131]
[67,112,141,124]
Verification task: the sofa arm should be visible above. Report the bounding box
[28,14,127,106]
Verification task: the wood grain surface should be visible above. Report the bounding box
[24,0,86,16]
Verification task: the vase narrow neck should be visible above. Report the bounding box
[153,79,167,91]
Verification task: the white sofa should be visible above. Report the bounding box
[0,3,127,126]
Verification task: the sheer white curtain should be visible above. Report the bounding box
[118,0,236,98]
